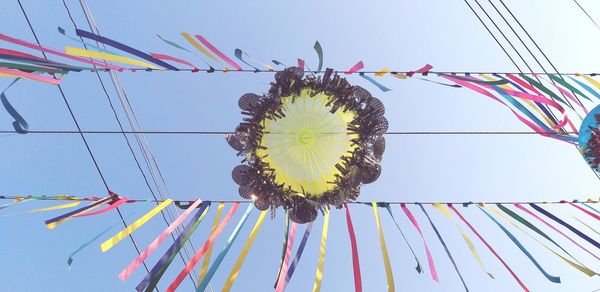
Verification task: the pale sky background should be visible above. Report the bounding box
[0,0,599,291]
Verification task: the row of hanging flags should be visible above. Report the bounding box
[0,194,598,291]
[1,27,600,143]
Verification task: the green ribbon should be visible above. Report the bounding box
[313,41,323,72]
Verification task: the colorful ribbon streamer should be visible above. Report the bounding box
[136,202,210,292]
[384,204,422,273]
[0,197,33,212]
[75,29,177,70]
[275,222,298,291]
[312,211,329,292]
[0,67,60,84]
[274,212,291,288]
[194,34,242,71]
[418,204,469,291]
[344,61,364,75]
[167,202,240,292]
[448,204,528,291]
[432,203,494,278]
[0,33,122,70]
[488,205,596,277]
[100,199,173,252]
[222,210,267,292]
[45,197,111,229]
[65,47,161,70]
[343,203,362,292]
[478,205,561,283]
[234,49,261,72]
[407,64,433,77]
[297,58,305,71]
[68,199,152,267]
[514,203,599,261]
[180,33,220,64]
[359,72,391,92]
[195,204,254,292]
[313,41,323,72]
[569,76,600,99]
[119,198,203,281]
[529,203,600,249]
[1,89,29,133]
[400,203,439,281]
[372,202,395,292]
[573,216,600,236]
[29,200,81,213]
[199,202,225,282]
[72,197,127,218]
[57,26,116,54]
[150,53,198,70]
[560,200,600,220]
[281,222,315,291]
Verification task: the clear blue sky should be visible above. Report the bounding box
[1,0,599,291]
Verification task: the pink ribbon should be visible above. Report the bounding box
[119,199,202,281]
[400,203,439,281]
[150,53,198,71]
[407,64,433,77]
[514,203,599,260]
[560,200,600,220]
[297,58,305,71]
[275,222,298,292]
[194,35,242,71]
[0,67,60,84]
[344,61,364,75]
[72,197,127,217]
[0,34,123,71]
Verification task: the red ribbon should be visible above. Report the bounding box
[343,203,362,292]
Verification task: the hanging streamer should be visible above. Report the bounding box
[280,222,315,291]
[313,41,323,72]
[359,72,391,92]
[0,33,122,70]
[45,197,111,229]
[529,204,600,249]
[0,62,67,75]
[312,211,329,292]
[573,216,600,236]
[65,47,161,70]
[75,29,177,70]
[488,205,596,277]
[1,83,29,133]
[582,201,600,214]
[0,197,32,212]
[570,76,600,99]
[517,74,570,110]
[150,53,198,70]
[478,205,561,283]
[275,222,298,291]
[199,202,226,282]
[344,203,362,292]
[297,58,305,71]
[375,67,389,77]
[167,202,240,292]
[119,198,203,281]
[193,34,242,71]
[155,34,212,69]
[448,204,529,291]
[0,67,60,84]
[418,204,469,291]
[222,210,268,292]
[384,204,422,273]
[71,197,127,218]
[407,64,433,77]
[432,203,494,279]
[400,203,439,281]
[372,202,395,292]
[57,26,116,54]
[29,200,81,213]
[560,200,600,220]
[195,204,254,292]
[137,202,210,292]
[180,33,220,64]
[274,212,291,288]
[344,61,364,75]
[548,74,592,102]
[234,49,261,72]
[68,199,152,267]
[514,203,599,260]
[100,199,173,252]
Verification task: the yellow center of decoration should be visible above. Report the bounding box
[257,89,358,196]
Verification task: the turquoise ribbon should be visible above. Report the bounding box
[478,206,561,283]
[359,72,391,92]
[196,204,254,292]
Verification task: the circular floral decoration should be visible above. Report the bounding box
[227,67,387,223]
[579,104,600,173]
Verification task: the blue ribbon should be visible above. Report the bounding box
[284,222,314,285]
[359,72,391,92]
[529,203,599,249]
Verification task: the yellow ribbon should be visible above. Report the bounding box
[375,67,389,77]
[390,72,407,79]
[199,202,225,282]
[581,75,600,91]
[483,204,596,277]
[372,202,395,292]
[65,47,161,70]
[221,210,268,291]
[46,200,107,230]
[312,211,329,292]
[100,199,173,252]
[29,201,81,213]
[432,203,495,278]
[180,33,221,63]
